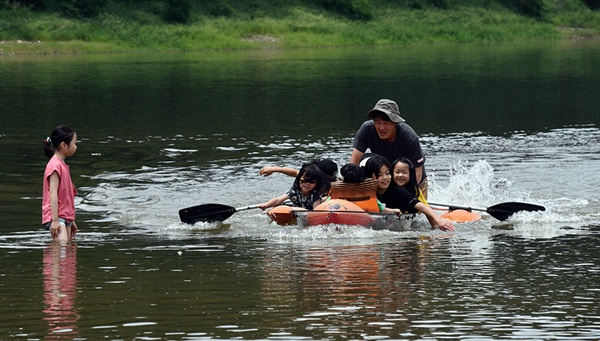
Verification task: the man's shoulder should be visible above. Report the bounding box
[396,123,419,139]
[355,120,376,137]
[397,122,417,133]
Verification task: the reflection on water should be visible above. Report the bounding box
[0,229,598,339]
[43,243,79,339]
[285,242,430,336]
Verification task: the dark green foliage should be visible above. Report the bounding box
[45,0,108,18]
[203,0,235,17]
[500,0,547,19]
[582,0,600,10]
[1,0,106,17]
[2,0,45,10]
[429,0,449,9]
[318,0,373,21]
[406,0,448,10]
[163,0,192,23]
[408,2,423,10]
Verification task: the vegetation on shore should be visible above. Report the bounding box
[1,0,599,55]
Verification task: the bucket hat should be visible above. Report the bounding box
[367,99,405,123]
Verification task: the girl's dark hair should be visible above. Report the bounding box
[391,157,418,196]
[294,163,330,195]
[340,163,365,184]
[362,154,391,179]
[44,125,76,159]
[313,158,338,182]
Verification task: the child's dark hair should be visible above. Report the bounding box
[313,158,338,182]
[340,163,365,184]
[293,163,330,195]
[44,125,76,159]
[391,157,419,196]
[362,154,391,179]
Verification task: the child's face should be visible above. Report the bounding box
[299,177,317,194]
[393,162,410,187]
[373,165,391,191]
[62,134,78,156]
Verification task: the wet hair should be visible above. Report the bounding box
[362,154,392,180]
[44,125,76,159]
[391,157,418,196]
[313,158,338,182]
[293,163,330,195]
[340,163,365,184]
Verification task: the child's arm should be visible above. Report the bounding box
[48,172,61,239]
[70,221,77,239]
[312,196,323,208]
[382,207,401,214]
[259,166,299,178]
[415,202,455,231]
[259,194,290,210]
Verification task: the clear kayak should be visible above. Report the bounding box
[267,199,418,231]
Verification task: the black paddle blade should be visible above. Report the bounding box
[179,203,236,224]
[486,202,546,221]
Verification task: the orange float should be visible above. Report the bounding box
[267,205,306,225]
[441,209,481,223]
[304,199,374,227]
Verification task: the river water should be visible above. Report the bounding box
[0,40,599,340]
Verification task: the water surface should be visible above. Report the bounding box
[0,40,599,340]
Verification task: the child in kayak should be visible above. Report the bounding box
[259,163,329,211]
[42,125,79,241]
[259,158,339,184]
[333,163,395,213]
[363,155,455,231]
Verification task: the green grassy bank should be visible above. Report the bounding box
[1,0,599,55]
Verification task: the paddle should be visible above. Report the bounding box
[179,203,262,224]
[428,201,545,221]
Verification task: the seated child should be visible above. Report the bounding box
[360,156,454,231]
[329,163,398,214]
[260,163,329,211]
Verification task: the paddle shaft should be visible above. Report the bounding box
[234,204,262,212]
[428,202,487,213]
[428,201,545,221]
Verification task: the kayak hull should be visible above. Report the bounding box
[268,199,417,231]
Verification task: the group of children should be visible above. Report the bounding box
[42,124,453,243]
[259,155,455,231]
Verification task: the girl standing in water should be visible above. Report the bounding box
[42,125,78,241]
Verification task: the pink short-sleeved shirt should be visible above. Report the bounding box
[42,156,77,224]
